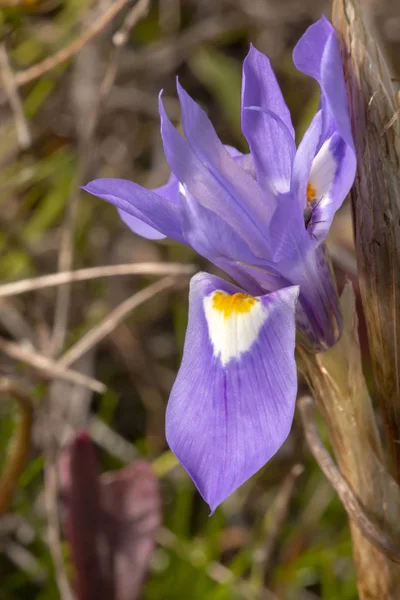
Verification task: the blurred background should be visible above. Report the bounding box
[0,1,400,599]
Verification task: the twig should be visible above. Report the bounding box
[58,275,179,367]
[0,262,195,298]
[0,381,33,517]
[50,0,151,356]
[0,337,105,393]
[14,0,135,87]
[100,0,150,97]
[0,44,31,149]
[298,396,400,564]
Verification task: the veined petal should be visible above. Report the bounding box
[159,93,272,259]
[117,174,180,239]
[166,272,299,512]
[242,45,295,192]
[175,82,276,222]
[82,178,184,243]
[292,17,356,244]
[179,184,264,276]
[292,110,323,208]
[293,16,354,151]
[242,106,295,193]
[279,244,341,351]
[306,132,353,243]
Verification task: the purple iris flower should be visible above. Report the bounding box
[83,17,356,512]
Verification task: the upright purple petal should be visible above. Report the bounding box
[82,178,184,243]
[242,45,295,192]
[166,272,299,512]
[175,83,276,220]
[292,17,356,244]
[158,94,272,259]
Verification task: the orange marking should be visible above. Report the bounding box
[306,181,317,204]
[212,291,257,318]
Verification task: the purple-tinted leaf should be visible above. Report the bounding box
[61,433,161,600]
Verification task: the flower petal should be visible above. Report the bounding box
[292,17,356,244]
[166,272,299,512]
[293,16,354,150]
[242,45,295,192]
[175,82,275,220]
[291,110,323,208]
[159,93,272,259]
[117,173,181,240]
[82,178,184,243]
[306,132,353,242]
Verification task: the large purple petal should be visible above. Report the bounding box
[82,178,184,243]
[241,45,295,192]
[159,94,272,259]
[166,272,299,511]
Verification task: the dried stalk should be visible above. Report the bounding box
[298,284,400,598]
[0,262,195,298]
[0,44,31,149]
[299,396,400,564]
[13,0,135,87]
[0,337,105,393]
[332,0,400,483]
[58,275,179,367]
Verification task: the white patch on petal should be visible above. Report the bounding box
[269,178,291,194]
[203,290,269,366]
[309,137,337,199]
[178,183,187,198]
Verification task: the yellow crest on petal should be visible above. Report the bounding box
[306,181,317,204]
[212,291,257,318]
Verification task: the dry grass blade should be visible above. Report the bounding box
[299,396,400,565]
[0,337,105,393]
[58,275,180,368]
[0,380,33,517]
[0,44,31,149]
[14,0,135,87]
[0,262,195,298]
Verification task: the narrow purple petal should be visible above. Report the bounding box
[82,178,184,243]
[117,173,181,240]
[278,244,341,350]
[175,82,276,220]
[158,93,272,259]
[179,184,264,273]
[166,272,299,512]
[117,211,167,240]
[242,45,295,191]
[242,106,295,193]
[292,17,356,244]
[293,16,354,150]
